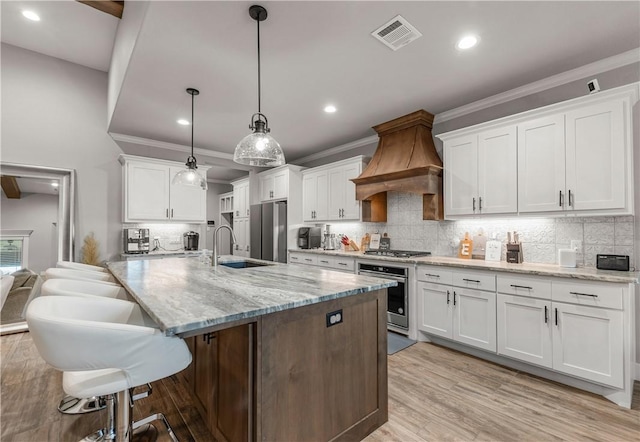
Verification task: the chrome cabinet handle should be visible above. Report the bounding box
[171,209,174,218]
[424,273,440,278]
[304,258,313,262]
[472,197,476,212]
[166,209,169,218]
[246,245,249,251]
[338,262,347,266]
[544,305,548,324]
[510,284,533,290]
[570,291,598,298]
[555,308,558,326]
[559,190,563,207]
[568,190,573,207]
[479,197,482,211]
[463,278,480,283]
[446,290,450,305]
[453,291,457,306]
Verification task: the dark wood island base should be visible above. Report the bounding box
[179,289,388,442]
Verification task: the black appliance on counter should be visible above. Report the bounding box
[183,231,199,251]
[123,228,150,254]
[297,227,322,249]
[250,202,287,263]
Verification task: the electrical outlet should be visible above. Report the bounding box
[570,240,583,253]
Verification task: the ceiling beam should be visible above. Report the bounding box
[1,176,21,199]
[77,1,124,19]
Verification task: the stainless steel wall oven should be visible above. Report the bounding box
[358,263,408,331]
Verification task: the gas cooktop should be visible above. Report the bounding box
[363,250,432,258]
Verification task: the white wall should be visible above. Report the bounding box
[1,44,124,262]
[0,193,58,273]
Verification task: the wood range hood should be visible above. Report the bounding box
[351,109,443,221]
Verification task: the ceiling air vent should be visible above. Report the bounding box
[371,15,422,51]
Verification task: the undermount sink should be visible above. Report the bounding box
[219,260,273,269]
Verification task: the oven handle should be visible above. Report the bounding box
[357,270,407,282]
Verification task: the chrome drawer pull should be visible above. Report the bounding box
[510,284,533,290]
[570,291,598,298]
[338,262,348,266]
[463,278,480,283]
[424,273,440,278]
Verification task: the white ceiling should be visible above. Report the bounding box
[2,1,639,182]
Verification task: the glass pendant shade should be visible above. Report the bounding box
[172,158,208,190]
[234,130,285,167]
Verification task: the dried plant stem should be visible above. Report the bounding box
[81,232,101,266]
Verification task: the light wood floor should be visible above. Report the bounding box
[1,331,639,441]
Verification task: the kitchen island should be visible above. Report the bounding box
[107,256,396,442]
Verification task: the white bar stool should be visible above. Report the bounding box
[45,268,119,285]
[26,295,191,442]
[56,261,109,273]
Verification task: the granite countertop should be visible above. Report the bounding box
[120,250,202,258]
[107,256,397,336]
[288,249,639,284]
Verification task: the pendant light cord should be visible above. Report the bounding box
[257,17,261,114]
[191,90,195,159]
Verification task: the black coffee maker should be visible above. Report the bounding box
[183,231,199,251]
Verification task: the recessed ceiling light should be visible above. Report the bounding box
[324,105,337,113]
[22,10,40,21]
[456,35,479,50]
[177,119,190,125]
[51,182,59,188]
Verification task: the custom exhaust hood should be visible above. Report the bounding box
[351,110,443,221]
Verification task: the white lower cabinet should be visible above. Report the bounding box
[417,268,496,352]
[497,294,553,368]
[552,302,623,388]
[496,276,625,389]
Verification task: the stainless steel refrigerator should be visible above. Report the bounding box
[250,201,287,263]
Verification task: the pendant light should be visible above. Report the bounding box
[233,5,285,167]
[173,88,208,190]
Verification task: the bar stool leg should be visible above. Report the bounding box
[58,395,106,414]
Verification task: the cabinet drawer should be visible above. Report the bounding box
[298,255,318,265]
[332,257,355,272]
[497,274,551,299]
[317,256,333,268]
[552,280,623,310]
[416,265,452,285]
[452,270,496,291]
[289,252,313,264]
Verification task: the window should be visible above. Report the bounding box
[0,231,32,274]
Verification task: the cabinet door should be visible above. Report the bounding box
[452,288,496,352]
[302,174,318,221]
[517,114,566,213]
[552,302,623,388]
[193,333,216,418]
[416,282,453,339]
[497,294,552,368]
[565,100,626,211]
[478,126,517,214]
[444,135,478,216]
[234,181,250,218]
[328,167,344,220]
[233,218,245,256]
[273,170,288,200]
[340,162,361,220]
[315,171,328,220]
[126,162,169,221]
[260,174,274,201]
[169,167,207,222]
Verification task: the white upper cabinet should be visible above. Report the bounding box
[121,155,209,223]
[302,156,365,222]
[518,114,566,213]
[439,83,637,218]
[259,167,289,202]
[564,100,626,211]
[443,125,517,216]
